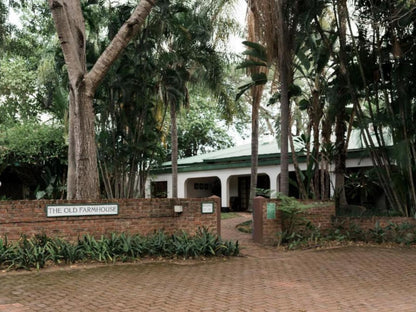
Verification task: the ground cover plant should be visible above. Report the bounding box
[0,228,239,271]
[270,195,416,250]
[226,196,416,249]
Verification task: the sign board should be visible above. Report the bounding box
[46,204,119,217]
[266,202,276,219]
[201,202,214,214]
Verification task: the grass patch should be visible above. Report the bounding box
[221,212,241,220]
[236,220,252,233]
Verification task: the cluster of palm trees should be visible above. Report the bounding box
[240,0,416,216]
[46,0,238,200]
[3,0,416,217]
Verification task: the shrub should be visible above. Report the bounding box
[0,229,239,271]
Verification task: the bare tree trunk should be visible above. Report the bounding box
[67,92,77,199]
[312,83,322,199]
[248,87,261,211]
[72,84,100,199]
[277,0,290,196]
[49,0,155,200]
[170,100,178,198]
[321,116,332,200]
[334,0,348,206]
[289,116,308,199]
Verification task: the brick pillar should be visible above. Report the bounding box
[210,195,221,237]
[253,196,265,244]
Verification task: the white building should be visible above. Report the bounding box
[146,140,375,211]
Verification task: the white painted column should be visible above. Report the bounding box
[177,174,186,198]
[275,174,280,196]
[329,172,336,198]
[269,172,279,198]
[219,175,229,208]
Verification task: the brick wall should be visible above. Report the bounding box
[300,201,335,230]
[333,216,416,230]
[253,197,335,246]
[253,197,282,245]
[0,197,221,241]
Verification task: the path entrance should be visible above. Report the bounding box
[1,215,416,311]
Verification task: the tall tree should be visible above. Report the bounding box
[235,40,268,209]
[246,3,268,211]
[48,0,155,199]
[333,0,349,206]
[244,1,326,196]
[158,0,234,198]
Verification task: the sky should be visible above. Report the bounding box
[229,0,247,54]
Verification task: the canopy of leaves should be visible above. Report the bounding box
[176,93,233,158]
[0,122,67,169]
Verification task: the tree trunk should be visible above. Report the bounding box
[170,100,178,198]
[334,0,348,206]
[289,116,308,199]
[277,0,290,196]
[49,0,155,199]
[312,85,322,199]
[248,87,261,211]
[67,92,77,199]
[71,83,100,199]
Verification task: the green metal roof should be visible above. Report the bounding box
[151,139,370,175]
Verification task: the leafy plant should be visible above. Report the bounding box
[0,230,240,271]
[10,235,52,270]
[0,236,13,266]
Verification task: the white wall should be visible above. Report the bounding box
[146,155,374,207]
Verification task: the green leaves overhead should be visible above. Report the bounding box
[235,72,268,101]
[0,122,66,167]
[240,41,268,64]
[235,41,269,101]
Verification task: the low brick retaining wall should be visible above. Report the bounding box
[332,216,416,230]
[0,197,221,241]
[253,197,335,245]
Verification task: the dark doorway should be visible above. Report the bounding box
[151,181,168,198]
[235,174,271,211]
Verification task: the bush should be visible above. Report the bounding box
[278,219,416,250]
[0,229,239,271]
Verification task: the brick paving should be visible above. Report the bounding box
[1,212,416,311]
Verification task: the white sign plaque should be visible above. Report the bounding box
[46,204,119,217]
[201,202,214,214]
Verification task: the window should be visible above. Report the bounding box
[151,181,167,198]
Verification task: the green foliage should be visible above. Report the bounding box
[236,220,252,234]
[9,234,53,270]
[274,195,318,248]
[176,94,234,157]
[0,122,67,199]
[235,41,269,101]
[0,236,12,267]
[0,229,239,271]
[0,57,40,122]
[221,212,240,220]
[277,218,416,250]
[276,194,315,235]
[0,122,66,167]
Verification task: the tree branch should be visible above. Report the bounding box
[86,0,155,94]
[48,0,85,84]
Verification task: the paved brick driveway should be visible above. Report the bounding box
[1,213,416,311]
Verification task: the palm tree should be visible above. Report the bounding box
[245,0,327,196]
[236,40,268,210]
[157,0,233,198]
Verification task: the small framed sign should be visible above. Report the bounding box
[46,204,119,217]
[266,202,276,219]
[201,202,214,214]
